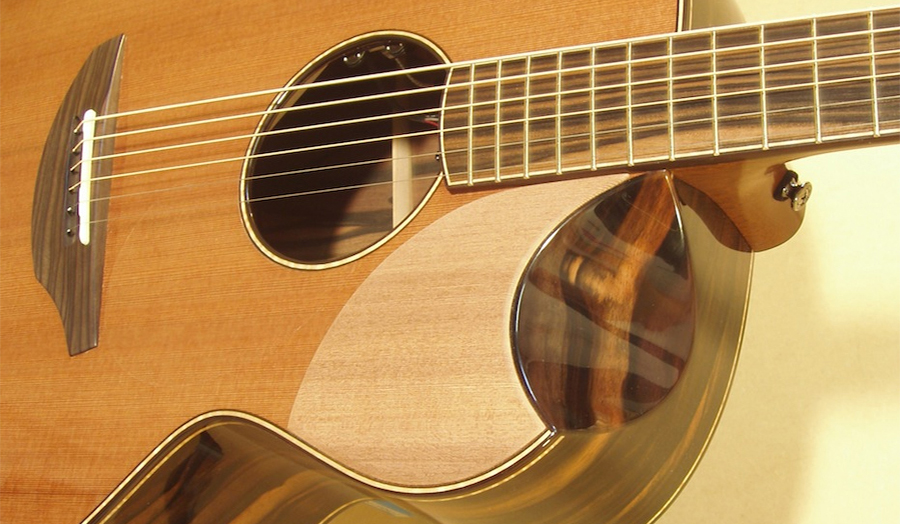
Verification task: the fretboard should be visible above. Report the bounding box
[439,6,900,186]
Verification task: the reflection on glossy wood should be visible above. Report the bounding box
[516,174,695,430]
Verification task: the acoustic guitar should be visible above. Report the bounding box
[1,0,897,522]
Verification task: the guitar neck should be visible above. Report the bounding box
[440,6,900,186]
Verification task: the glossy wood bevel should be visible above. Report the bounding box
[515,174,695,431]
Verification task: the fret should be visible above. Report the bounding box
[631,37,671,163]
[555,51,562,175]
[873,9,900,135]
[812,18,822,143]
[590,45,597,170]
[870,12,881,137]
[525,52,561,177]
[715,25,765,153]
[476,61,501,183]
[626,41,634,166]
[498,57,527,181]
[467,62,475,184]
[711,31,720,156]
[593,44,629,168]
[760,26,770,149]
[816,12,876,140]
[667,36,675,161]
[670,32,715,159]
[523,55,531,179]
[763,18,817,146]
[558,48,593,173]
[437,6,899,189]
[494,59,502,182]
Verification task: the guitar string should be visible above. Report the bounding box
[76,65,900,205]
[82,79,900,200]
[69,17,898,157]
[65,11,898,208]
[71,22,900,167]
[73,62,900,196]
[67,8,899,228]
[72,43,900,179]
[80,91,900,222]
[76,8,898,135]
[70,37,899,193]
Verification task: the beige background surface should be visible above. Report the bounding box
[658,0,900,522]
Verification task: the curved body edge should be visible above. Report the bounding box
[85,239,751,524]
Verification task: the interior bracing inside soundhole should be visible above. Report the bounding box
[242,34,447,268]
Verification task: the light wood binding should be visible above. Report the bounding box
[1,0,898,523]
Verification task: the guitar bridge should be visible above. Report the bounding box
[31,35,125,355]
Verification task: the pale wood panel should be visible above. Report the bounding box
[291,175,630,487]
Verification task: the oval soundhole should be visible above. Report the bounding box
[513,174,695,431]
[241,34,447,268]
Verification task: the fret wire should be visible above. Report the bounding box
[106,9,900,187]
[427,89,900,187]
[111,62,898,185]
[495,59,502,182]
[812,18,823,143]
[869,12,881,137]
[626,41,634,166]
[123,64,897,186]
[712,30,721,157]
[443,47,896,124]
[590,46,597,170]
[464,91,900,170]
[461,81,898,145]
[456,107,900,185]
[448,27,896,110]
[524,55,532,178]
[449,24,897,102]
[448,50,898,127]
[454,26,897,103]
[89,42,897,171]
[87,8,898,140]
[463,90,899,168]
[760,25,770,150]
[467,63,475,185]
[555,51,563,174]
[667,35,675,161]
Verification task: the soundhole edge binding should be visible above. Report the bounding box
[240,32,449,270]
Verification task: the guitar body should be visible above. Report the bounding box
[11,0,894,522]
